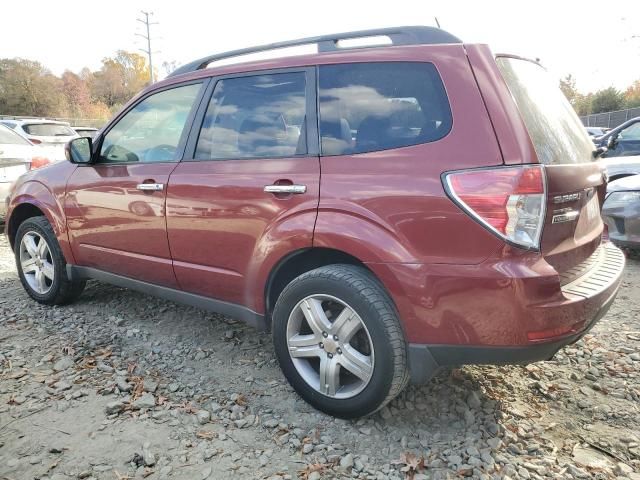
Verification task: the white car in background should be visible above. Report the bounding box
[0,119,78,162]
[0,124,51,220]
[72,126,99,138]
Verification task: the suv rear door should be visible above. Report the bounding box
[65,82,205,287]
[166,68,319,311]
[467,46,607,274]
[493,55,606,273]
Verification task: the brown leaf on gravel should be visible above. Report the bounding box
[142,468,155,478]
[178,401,198,414]
[129,376,144,401]
[61,345,75,356]
[78,356,96,370]
[298,461,334,479]
[157,395,168,406]
[114,470,132,480]
[196,430,217,440]
[391,452,425,478]
[127,362,137,375]
[234,394,248,406]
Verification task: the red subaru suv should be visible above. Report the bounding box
[4,27,625,418]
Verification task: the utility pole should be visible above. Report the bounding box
[136,11,158,84]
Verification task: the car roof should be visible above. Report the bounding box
[13,119,72,126]
[73,126,98,130]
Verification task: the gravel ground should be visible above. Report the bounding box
[1,233,639,480]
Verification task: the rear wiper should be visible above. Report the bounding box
[592,146,607,159]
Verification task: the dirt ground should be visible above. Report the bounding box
[1,233,639,480]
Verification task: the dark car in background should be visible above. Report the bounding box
[603,174,640,250]
[586,126,607,138]
[596,117,640,158]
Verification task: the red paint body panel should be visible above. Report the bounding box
[314,45,504,265]
[368,242,618,345]
[65,163,179,287]
[5,161,78,264]
[4,40,623,359]
[464,44,538,166]
[166,157,320,312]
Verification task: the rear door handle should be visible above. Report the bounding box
[136,183,164,191]
[264,184,307,194]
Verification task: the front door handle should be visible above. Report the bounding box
[264,184,307,194]
[136,183,164,191]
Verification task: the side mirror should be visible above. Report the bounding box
[65,137,93,164]
[606,135,618,150]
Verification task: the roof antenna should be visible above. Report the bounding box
[434,17,441,28]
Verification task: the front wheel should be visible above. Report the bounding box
[15,216,85,305]
[272,265,408,418]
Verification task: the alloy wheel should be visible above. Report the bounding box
[286,294,375,399]
[19,231,55,294]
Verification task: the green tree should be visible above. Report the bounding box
[591,87,625,114]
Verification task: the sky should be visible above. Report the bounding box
[1,0,639,93]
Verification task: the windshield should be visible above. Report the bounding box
[0,125,31,145]
[23,123,76,136]
[496,57,594,165]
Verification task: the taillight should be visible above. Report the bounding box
[30,138,42,144]
[444,165,546,250]
[30,156,51,169]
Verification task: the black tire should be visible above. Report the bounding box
[272,264,409,418]
[14,216,85,305]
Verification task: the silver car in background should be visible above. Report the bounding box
[0,119,78,162]
[0,124,50,220]
[602,174,640,250]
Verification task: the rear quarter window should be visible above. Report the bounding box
[23,123,76,136]
[318,62,452,156]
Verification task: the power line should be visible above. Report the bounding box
[136,11,158,84]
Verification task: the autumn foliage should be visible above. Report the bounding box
[0,50,152,122]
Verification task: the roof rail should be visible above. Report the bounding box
[168,25,462,78]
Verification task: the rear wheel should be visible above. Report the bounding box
[15,216,85,305]
[272,265,408,418]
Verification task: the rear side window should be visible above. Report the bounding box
[23,123,76,136]
[195,72,307,160]
[318,62,452,156]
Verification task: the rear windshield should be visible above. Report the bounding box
[0,125,31,145]
[23,123,76,136]
[496,57,594,165]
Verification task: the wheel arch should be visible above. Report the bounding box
[264,247,375,319]
[7,202,48,248]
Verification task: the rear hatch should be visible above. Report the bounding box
[495,56,605,274]
[22,123,79,161]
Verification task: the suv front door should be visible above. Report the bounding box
[65,82,204,287]
[166,69,319,312]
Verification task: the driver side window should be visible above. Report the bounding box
[99,83,201,164]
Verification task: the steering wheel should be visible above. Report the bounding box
[144,144,176,162]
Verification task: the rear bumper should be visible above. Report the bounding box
[407,285,619,383]
[368,242,625,384]
[603,205,640,249]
